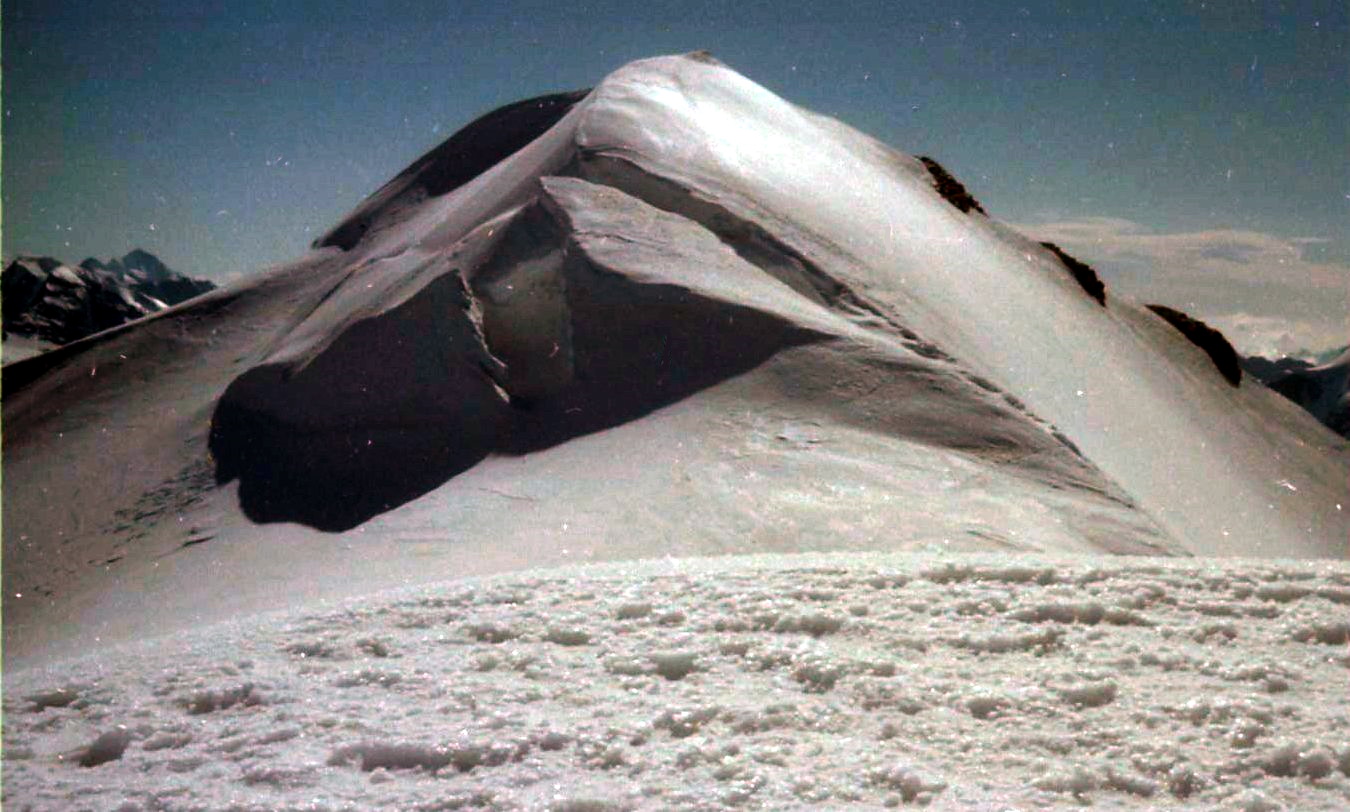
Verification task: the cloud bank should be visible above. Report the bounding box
[1015,217,1347,359]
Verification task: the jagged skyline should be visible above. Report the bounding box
[3,0,1346,355]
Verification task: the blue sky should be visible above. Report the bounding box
[4,0,1346,353]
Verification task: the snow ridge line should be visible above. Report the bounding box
[567,152,1102,468]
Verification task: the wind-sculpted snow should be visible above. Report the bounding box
[315,90,591,251]
[208,265,512,530]
[5,554,1350,810]
[205,167,1161,537]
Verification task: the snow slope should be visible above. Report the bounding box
[4,53,1347,675]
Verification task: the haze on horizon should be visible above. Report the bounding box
[3,0,1346,357]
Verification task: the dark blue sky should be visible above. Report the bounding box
[4,0,1347,298]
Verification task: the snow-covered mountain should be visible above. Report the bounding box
[1,249,215,351]
[80,248,217,308]
[4,50,1349,812]
[1245,347,1350,438]
[1243,352,1315,384]
[6,52,1348,659]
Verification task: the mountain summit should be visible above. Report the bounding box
[4,54,1347,666]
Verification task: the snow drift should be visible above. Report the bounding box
[3,53,1348,669]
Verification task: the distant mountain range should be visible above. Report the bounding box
[1,249,215,350]
[1243,347,1350,438]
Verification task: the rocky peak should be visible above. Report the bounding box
[2,250,215,349]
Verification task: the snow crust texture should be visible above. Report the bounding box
[6,554,1350,811]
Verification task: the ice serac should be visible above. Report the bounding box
[4,53,1349,666]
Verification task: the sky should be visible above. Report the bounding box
[3,0,1346,355]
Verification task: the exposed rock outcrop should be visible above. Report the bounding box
[918,156,987,216]
[1145,305,1242,387]
[1039,242,1107,307]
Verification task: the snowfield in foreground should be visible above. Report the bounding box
[6,553,1350,811]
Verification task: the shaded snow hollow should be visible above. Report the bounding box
[5,554,1350,810]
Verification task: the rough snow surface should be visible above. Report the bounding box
[6,553,1350,810]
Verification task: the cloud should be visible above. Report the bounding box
[1013,217,1348,358]
[1204,312,1346,361]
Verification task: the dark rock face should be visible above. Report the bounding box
[2,250,215,348]
[1,258,56,327]
[81,249,214,306]
[1039,242,1107,307]
[917,156,987,216]
[1146,305,1242,387]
